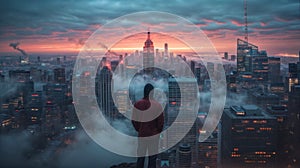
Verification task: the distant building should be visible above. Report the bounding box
[95,66,117,121]
[285,63,299,92]
[166,76,198,165]
[9,70,31,83]
[237,38,258,75]
[221,105,278,167]
[227,71,237,92]
[297,62,300,82]
[42,98,62,139]
[269,83,285,98]
[285,85,300,167]
[30,67,43,82]
[237,39,269,83]
[26,92,43,125]
[266,105,288,166]
[224,52,228,60]
[0,114,12,133]
[268,57,281,83]
[114,89,130,115]
[0,56,21,65]
[56,57,60,65]
[143,31,155,74]
[248,90,280,110]
[252,50,268,82]
[198,131,218,168]
[288,63,298,78]
[190,60,196,75]
[231,55,236,61]
[164,43,169,59]
[45,83,67,107]
[53,67,66,83]
[195,65,201,85]
[207,62,214,75]
[110,60,119,72]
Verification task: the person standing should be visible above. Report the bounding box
[132,83,164,168]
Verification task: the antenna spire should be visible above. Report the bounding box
[147,28,150,39]
[244,0,248,43]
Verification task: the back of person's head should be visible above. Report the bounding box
[144,83,154,98]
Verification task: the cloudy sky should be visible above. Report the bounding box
[0,0,299,56]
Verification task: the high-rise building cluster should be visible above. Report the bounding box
[1,31,300,168]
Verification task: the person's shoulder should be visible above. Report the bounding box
[150,99,161,106]
[134,99,147,106]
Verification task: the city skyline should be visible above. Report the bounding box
[1,1,300,168]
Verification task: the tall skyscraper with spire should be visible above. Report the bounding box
[143,31,155,74]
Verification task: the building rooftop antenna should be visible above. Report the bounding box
[244,0,248,43]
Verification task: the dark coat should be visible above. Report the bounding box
[132,98,164,137]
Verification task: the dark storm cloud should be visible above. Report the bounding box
[0,0,299,42]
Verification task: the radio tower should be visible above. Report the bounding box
[244,0,248,43]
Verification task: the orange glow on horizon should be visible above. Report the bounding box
[0,28,298,57]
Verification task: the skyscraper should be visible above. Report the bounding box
[166,76,198,166]
[190,60,196,75]
[114,89,130,115]
[286,63,299,92]
[143,31,155,74]
[237,39,269,82]
[266,105,288,166]
[297,62,300,82]
[285,85,300,167]
[45,83,67,107]
[207,62,214,75]
[252,50,268,82]
[198,131,218,168]
[221,105,277,167]
[26,92,43,125]
[224,52,228,60]
[268,57,281,83]
[237,38,258,75]
[96,66,116,121]
[42,98,62,138]
[164,43,169,59]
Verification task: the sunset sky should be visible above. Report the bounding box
[0,0,299,57]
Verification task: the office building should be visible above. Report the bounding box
[224,52,228,60]
[42,98,62,139]
[266,105,288,166]
[221,105,277,167]
[114,89,130,115]
[231,55,236,61]
[268,57,281,83]
[237,39,258,74]
[285,85,300,167]
[164,43,169,59]
[143,31,155,74]
[237,39,269,83]
[252,50,268,82]
[53,67,66,83]
[26,92,43,125]
[166,76,198,165]
[198,131,218,168]
[285,63,299,92]
[248,91,280,110]
[95,66,117,121]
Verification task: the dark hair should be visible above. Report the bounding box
[144,83,154,98]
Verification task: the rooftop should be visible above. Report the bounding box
[225,105,275,119]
